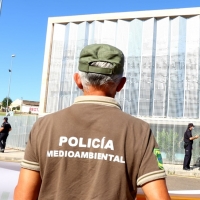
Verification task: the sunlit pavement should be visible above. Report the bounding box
[0,148,24,163]
[164,163,200,178]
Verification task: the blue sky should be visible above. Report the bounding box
[0,0,199,102]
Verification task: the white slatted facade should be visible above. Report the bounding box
[40,8,200,119]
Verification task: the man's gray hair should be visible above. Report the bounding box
[79,62,123,90]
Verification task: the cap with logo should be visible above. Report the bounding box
[79,44,124,75]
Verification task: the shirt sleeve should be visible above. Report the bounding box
[21,120,40,171]
[137,129,166,186]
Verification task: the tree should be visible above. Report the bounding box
[2,97,12,109]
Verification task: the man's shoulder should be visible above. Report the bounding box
[5,123,11,127]
[37,108,70,123]
[3,122,10,126]
[36,105,149,128]
[185,129,191,134]
[118,110,149,125]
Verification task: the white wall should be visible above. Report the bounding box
[21,105,39,114]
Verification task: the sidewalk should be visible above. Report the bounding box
[164,163,200,178]
[0,148,200,178]
[0,147,24,163]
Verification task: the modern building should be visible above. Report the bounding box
[39,7,200,164]
[40,7,200,119]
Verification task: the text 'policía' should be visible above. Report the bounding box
[59,136,114,150]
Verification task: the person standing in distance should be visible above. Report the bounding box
[14,44,170,200]
[183,123,199,170]
[0,117,12,153]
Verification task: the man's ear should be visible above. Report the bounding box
[74,73,83,89]
[116,77,126,92]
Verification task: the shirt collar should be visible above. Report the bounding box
[73,95,121,110]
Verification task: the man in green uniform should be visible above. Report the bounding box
[15,44,170,200]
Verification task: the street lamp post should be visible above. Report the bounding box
[6,54,15,116]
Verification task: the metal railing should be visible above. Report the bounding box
[1,115,199,165]
[142,118,200,165]
[0,115,38,150]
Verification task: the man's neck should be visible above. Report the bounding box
[83,87,115,98]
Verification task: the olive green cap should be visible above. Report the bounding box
[79,44,124,75]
